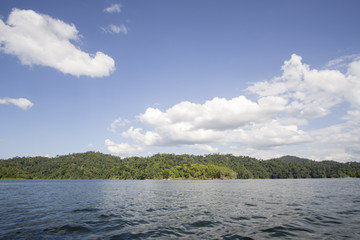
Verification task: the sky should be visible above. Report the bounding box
[1,0,360,162]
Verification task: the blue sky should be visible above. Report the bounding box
[1,0,360,161]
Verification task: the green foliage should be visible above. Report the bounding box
[162,163,237,180]
[0,152,359,180]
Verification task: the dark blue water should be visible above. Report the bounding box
[1,179,359,239]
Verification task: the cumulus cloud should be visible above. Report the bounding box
[0,8,115,77]
[114,95,306,150]
[0,97,34,110]
[138,96,287,130]
[105,139,143,156]
[104,3,121,13]
[188,144,219,153]
[248,54,360,117]
[107,54,360,161]
[101,24,128,35]
[348,60,360,77]
[246,54,360,160]
[122,127,162,146]
[120,118,310,150]
[109,117,130,132]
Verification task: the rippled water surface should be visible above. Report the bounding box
[1,179,360,239]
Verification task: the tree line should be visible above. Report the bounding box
[0,152,359,180]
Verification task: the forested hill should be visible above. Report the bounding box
[1,152,360,180]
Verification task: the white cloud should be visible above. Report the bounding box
[105,139,143,156]
[119,104,308,149]
[106,54,360,161]
[325,54,360,70]
[0,97,34,110]
[308,119,360,160]
[235,120,311,148]
[248,54,360,117]
[122,127,162,146]
[101,24,128,35]
[0,8,115,77]
[348,60,360,77]
[188,144,218,153]
[109,117,130,132]
[118,95,298,149]
[138,96,287,130]
[104,3,121,13]
[245,53,360,160]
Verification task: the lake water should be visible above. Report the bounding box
[1,179,359,239]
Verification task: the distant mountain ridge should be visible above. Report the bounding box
[1,152,359,180]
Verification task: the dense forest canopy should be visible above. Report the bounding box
[1,152,360,180]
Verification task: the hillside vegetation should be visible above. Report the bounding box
[1,152,360,180]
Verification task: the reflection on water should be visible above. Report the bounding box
[1,179,360,239]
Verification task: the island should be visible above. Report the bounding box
[1,152,359,180]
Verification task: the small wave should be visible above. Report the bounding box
[109,230,157,239]
[337,209,360,215]
[146,208,156,212]
[124,219,149,226]
[244,203,257,207]
[304,217,316,224]
[188,220,216,228]
[287,203,302,207]
[230,216,250,221]
[222,234,254,240]
[2,229,44,240]
[99,213,117,218]
[262,223,315,238]
[322,220,342,225]
[72,208,99,213]
[265,201,281,205]
[261,226,297,238]
[43,224,91,234]
[317,215,343,225]
[84,219,110,225]
[151,227,183,238]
